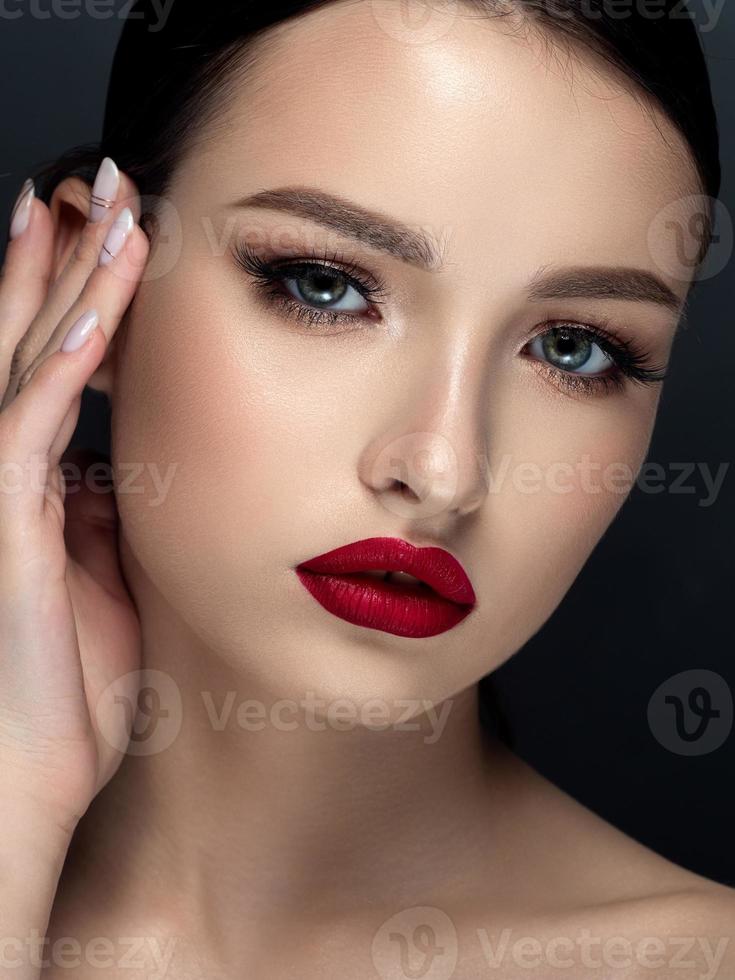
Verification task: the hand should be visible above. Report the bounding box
[0,159,150,836]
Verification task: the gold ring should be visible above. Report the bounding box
[91,194,115,208]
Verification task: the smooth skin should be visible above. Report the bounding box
[2,1,733,978]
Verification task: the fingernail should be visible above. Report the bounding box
[98,207,134,267]
[89,157,120,223]
[9,178,34,239]
[61,309,99,353]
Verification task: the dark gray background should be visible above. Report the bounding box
[2,1,733,886]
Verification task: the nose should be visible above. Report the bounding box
[358,361,491,525]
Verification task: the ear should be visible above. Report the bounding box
[48,175,90,280]
[48,174,139,399]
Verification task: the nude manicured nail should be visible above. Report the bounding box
[9,178,34,239]
[89,156,120,223]
[61,309,99,353]
[98,207,134,267]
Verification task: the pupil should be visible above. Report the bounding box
[543,328,591,370]
[299,271,347,307]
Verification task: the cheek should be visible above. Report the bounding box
[110,283,339,642]
[465,392,658,663]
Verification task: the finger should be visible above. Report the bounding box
[0,316,107,539]
[0,164,120,406]
[1,161,142,405]
[48,392,83,471]
[17,218,149,392]
[0,217,148,536]
[0,182,54,397]
[49,165,142,304]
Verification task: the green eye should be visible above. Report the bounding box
[523,321,668,396]
[234,242,387,329]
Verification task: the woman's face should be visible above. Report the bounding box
[110,0,702,713]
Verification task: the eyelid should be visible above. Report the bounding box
[526,316,638,367]
[233,240,390,304]
[232,240,391,331]
[522,318,668,390]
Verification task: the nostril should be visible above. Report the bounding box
[391,479,419,502]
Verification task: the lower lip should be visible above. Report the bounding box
[294,569,474,638]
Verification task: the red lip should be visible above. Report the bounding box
[295,536,476,638]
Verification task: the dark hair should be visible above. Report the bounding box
[28,0,721,751]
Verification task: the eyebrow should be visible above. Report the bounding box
[526,264,684,314]
[232,185,445,270]
[232,185,685,313]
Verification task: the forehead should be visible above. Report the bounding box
[185,0,702,291]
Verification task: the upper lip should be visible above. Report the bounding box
[296,536,476,606]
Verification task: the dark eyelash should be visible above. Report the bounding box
[232,242,668,397]
[523,320,669,397]
[232,241,387,329]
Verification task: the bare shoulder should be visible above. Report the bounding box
[567,883,735,980]
[643,879,735,928]
[519,754,735,977]
[498,746,734,913]
[598,881,735,938]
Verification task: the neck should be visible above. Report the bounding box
[56,532,521,952]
